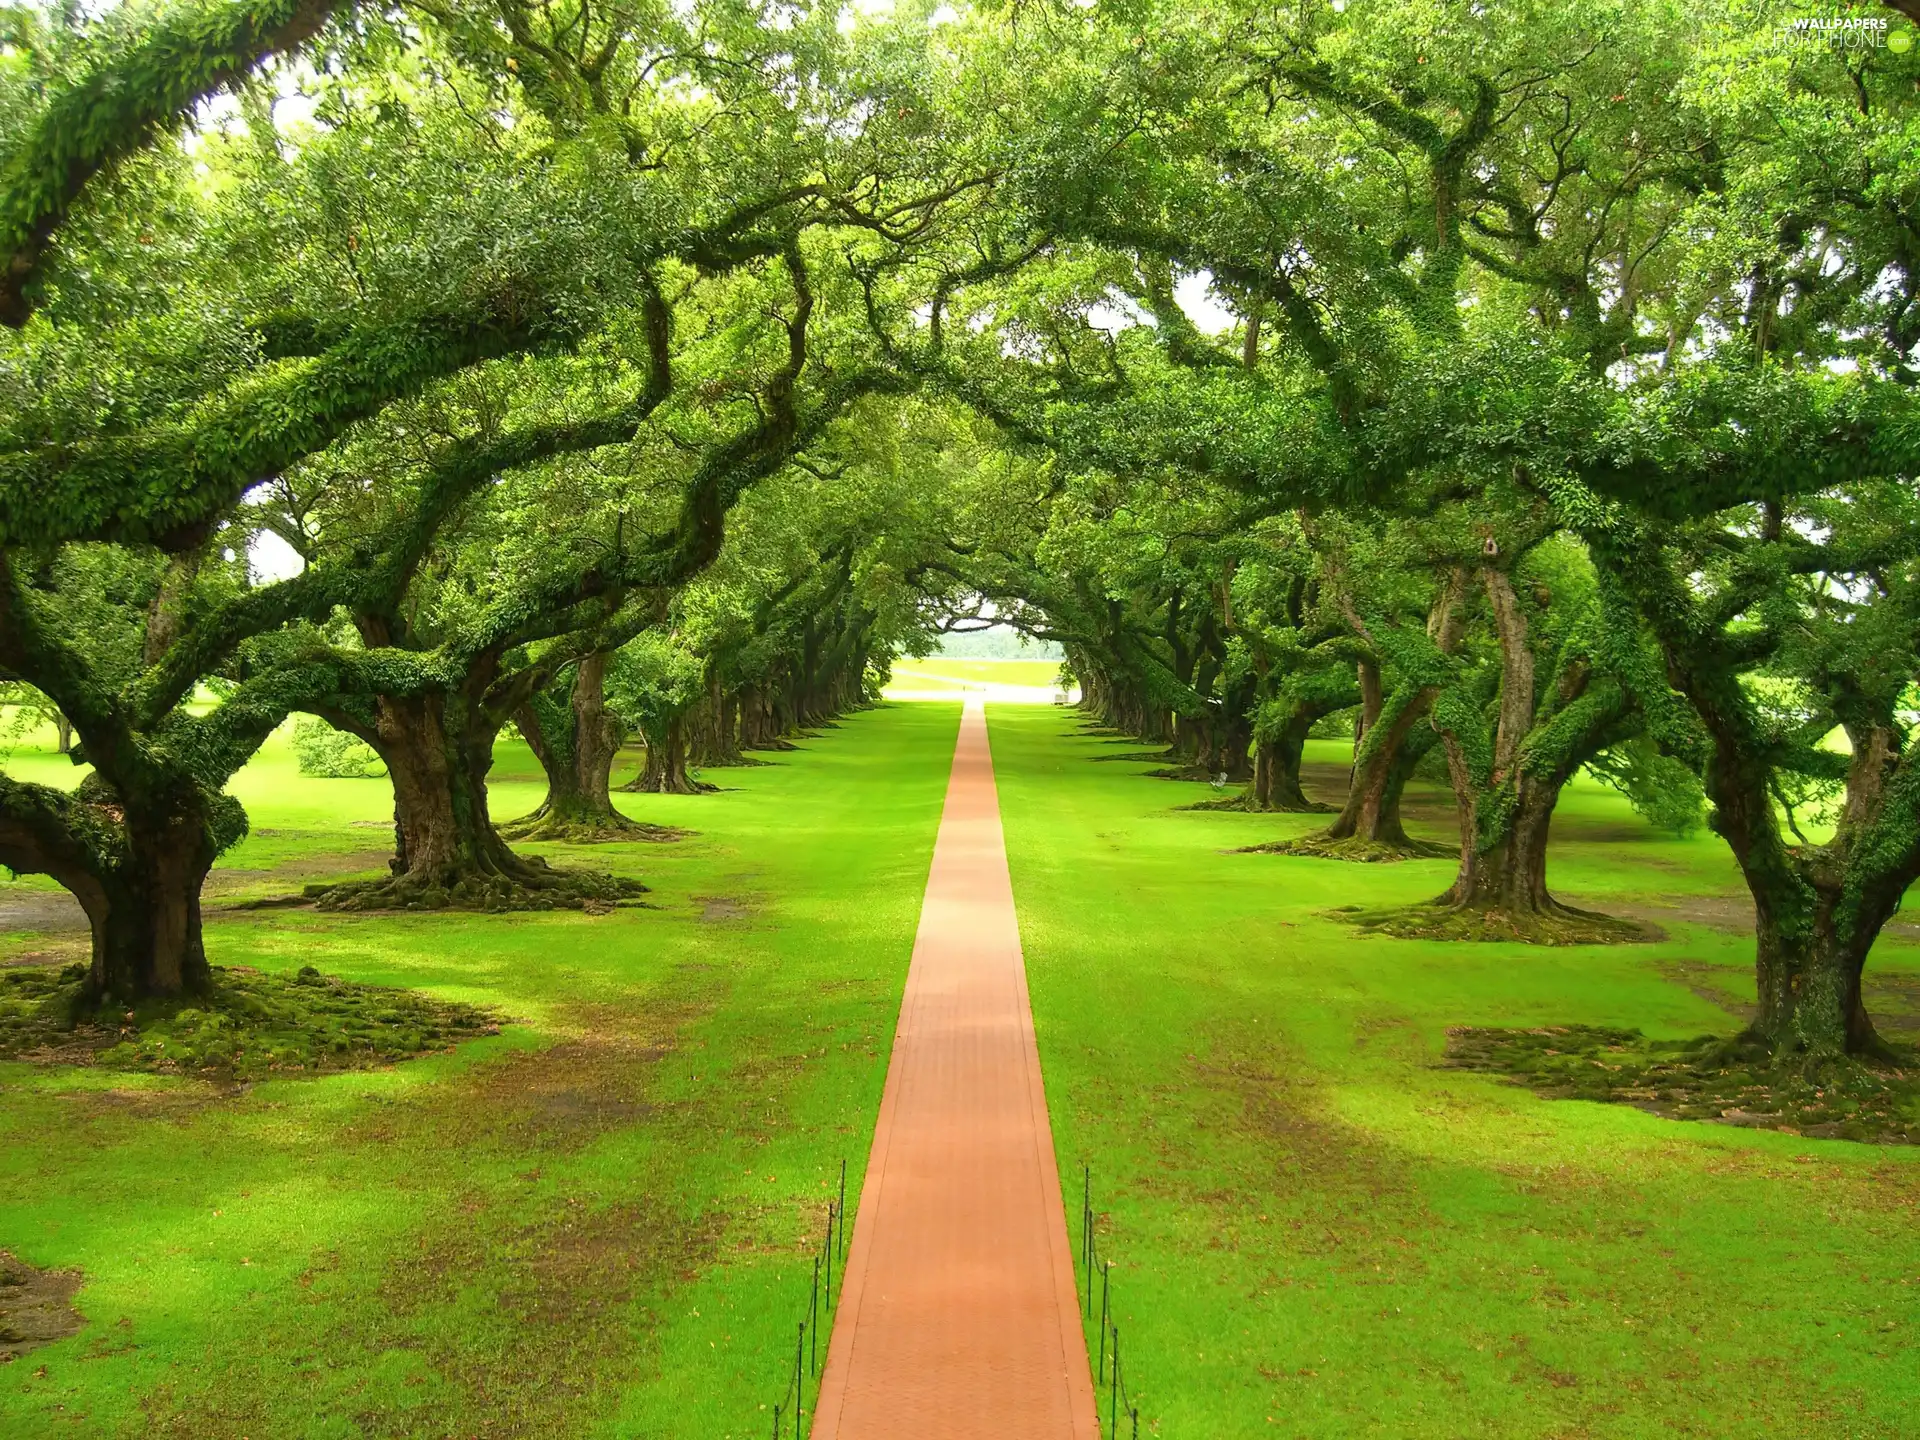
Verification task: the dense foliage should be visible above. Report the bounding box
[1,0,1917,1072]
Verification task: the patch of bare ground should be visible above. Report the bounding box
[691,893,762,924]
[0,1250,84,1362]
[1444,1025,1920,1144]
[1656,960,1920,1044]
[1561,890,1755,937]
[355,1011,691,1159]
[0,887,89,935]
[1564,887,1920,950]
[143,1191,724,1440]
[1656,958,1757,1020]
[0,939,88,970]
[204,849,394,902]
[145,1004,723,1438]
[348,1192,724,1439]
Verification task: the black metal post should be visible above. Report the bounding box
[837,1160,847,1263]
[1082,1175,1098,1320]
[810,1257,820,1375]
[1109,1327,1119,1440]
[1098,1260,1111,1381]
[1083,1165,1094,1319]
[824,1202,835,1316]
[796,1322,806,1433]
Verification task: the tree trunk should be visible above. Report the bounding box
[738,685,796,751]
[624,714,716,795]
[314,692,642,910]
[1317,690,1436,849]
[0,778,220,1001]
[1352,659,1384,766]
[1170,710,1203,765]
[378,694,500,883]
[505,653,665,841]
[1207,709,1253,781]
[87,819,217,1000]
[54,712,71,755]
[1413,569,1636,940]
[1434,751,1565,916]
[1250,709,1327,812]
[1751,886,1881,1057]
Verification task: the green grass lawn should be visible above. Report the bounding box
[7,702,1918,1439]
[0,703,959,1438]
[990,706,1920,1440]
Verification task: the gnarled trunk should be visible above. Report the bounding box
[1414,569,1637,942]
[738,685,796,751]
[1433,753,1570,919]
[312,691,641,911]
[1321,693,1435,848]
[0,778,221,1001]
[1204,709,1253,781]
[1250,708,1327,812]
[505,653,659,841]
[1751,884,1881,1057]
[377,693,507,883]
[624,714,715,795]
[690,674,749,767]
[86,820,217,1000]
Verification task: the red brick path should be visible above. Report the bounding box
[809,701,1100,1438]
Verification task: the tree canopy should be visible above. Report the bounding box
[2,0,1918,1069]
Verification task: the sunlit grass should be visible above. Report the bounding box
[0,703,959,1439]
[992,706,1920,1440]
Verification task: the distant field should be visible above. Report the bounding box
[882,669,969,693]
[889,658,1065,688]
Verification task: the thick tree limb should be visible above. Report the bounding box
[1,0,348,326]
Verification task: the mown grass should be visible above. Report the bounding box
[0,704,958,1438]
[990,707,1920,1440]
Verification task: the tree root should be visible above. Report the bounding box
[1180,792,1333,814]
[305,855,647,914]
[617,775,719,795]
[498,810,690,844]
[1444,1023,1919,1143]
[1237,833,1453,862]
[1328,899,1659,945]
[0,962,499,1079]
[1145,764,1252,783]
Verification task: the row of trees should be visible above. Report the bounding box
[907,0,1920,1061]
[1,0,1917,1067]
[0,0,995,997]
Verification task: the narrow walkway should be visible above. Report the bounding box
[811,701,1099,1439]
